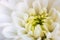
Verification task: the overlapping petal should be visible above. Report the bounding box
[0,0,22,10]
[0,0,60,40]
[2,24,18,38]
[52,0,60,12]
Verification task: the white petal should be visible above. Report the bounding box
[47,0,56,10]
[41,0,48,8]
[11,12,26,27]
[34,25,43,38]
[0,14,12,23]
[45,19,56,32]
[32,0,48,13]
[2,25,18,38]
[54,37,60,40]
[49,8,60,23]
[24,0,35,8]
[17,27,27,36]
[37,37,41,40]
[51,23,60,40]
[0,23,12,27]
[23,14,28,21]
[14,35,34,40]
[52,23,60,34]
[14,12,28,21]
[0,4,12,16]
[52,0,60,12]
[27,30,33,36]
[32,0,41,13]
[16,2,28,13]
[35,0,48,8]
[13,36,21,40]
[20,35,34,40]
[0,0,21,10]
[0,5,12,25]
[46,32,52,38]
[52,34,60,40]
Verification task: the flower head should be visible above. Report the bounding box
[0,0,60,40]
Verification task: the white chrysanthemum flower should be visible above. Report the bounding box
[0,0,60,40]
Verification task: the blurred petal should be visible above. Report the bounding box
[17,27,27,36]
[47,0,56,10]
[24,0,35,8]
[46,32,52,39]
[11,12,27,27]
[52,23,60,34]
[52,23,60,40]
[0,23,12,27]
[16,2,28,13]
[27,30,33,36]
[49,8,60,23]
[14,35,34,40]
[20,35,34,40]
[0,4,12,26]
[2,25,18,38]
[45,19,56,32]
[32,0,41,13]
[0,14,12,23]
[37,37,41,40]
[32,0,48,13]
[28,8,36,16]
[52,0,60,12]
[54,37,60,40]
[0,4,12,16]
[0,0,22,10]
[34,25,43,38]
[41,0,48,8]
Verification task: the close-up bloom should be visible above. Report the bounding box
[0,0,60,40]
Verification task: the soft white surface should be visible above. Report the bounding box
[0,27,13,40]
[0,0,60,40]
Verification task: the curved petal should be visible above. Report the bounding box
[2,25,18,38]
[54,37,60,40]
[15,29,34,40]
[32,0,41,13]
[37,37,41,40]
[24,0,48,8]
[52,0,60,12]
[34,25,43,38]
[16,2,29,13]
[0,23,12,27]
[0,4,12,27]
[0,4,12,16]
[52,23,60,34]
[0,14,12,23]
[24,0,35,8]
[40,0,48,8]
[45,19,56,32]
[11,12,28,27]
[17,35,34,40]
[47,0,56,10]
[37,0,48,8]
[17,27,27,36]
[32,0,48,13]
[49,8,60,23]
[0,0,22,10]
[22,35,34,40]
[52,23,60,40]
[46,32,52,39]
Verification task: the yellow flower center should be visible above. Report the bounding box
[25,8,48,32]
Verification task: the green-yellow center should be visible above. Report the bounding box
[25,8,48,32]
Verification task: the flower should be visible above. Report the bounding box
[0,0,60,40]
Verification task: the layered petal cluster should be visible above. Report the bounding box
[0,0,60,40]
